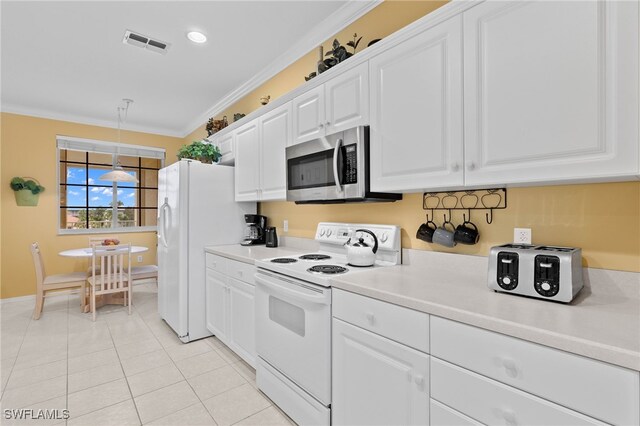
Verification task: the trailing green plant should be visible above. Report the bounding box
[10,177,45,194]
[176,140,221,164]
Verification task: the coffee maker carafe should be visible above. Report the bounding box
[241,214,267,246]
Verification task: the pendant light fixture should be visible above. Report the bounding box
[100,99,138,183]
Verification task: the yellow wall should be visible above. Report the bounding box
[1,113,184,299]
[261,183,640,272]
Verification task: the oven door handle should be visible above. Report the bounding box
[333,138,343,193]
[255,273,329,306]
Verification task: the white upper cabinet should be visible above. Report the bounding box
[235,103,290,202]
[234,121,260,201]
[216,132,235,165]
[463,0,639,186]
[369,16,464,193]
[324,63,370,135]
[292,85,325,144]
[292,62,369,145]
[259,103,290,200]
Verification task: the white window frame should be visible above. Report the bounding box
[56,135,165,235]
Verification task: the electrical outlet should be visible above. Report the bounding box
[137,255,143,263]
[283,220,289,233]
[514,228,532,245]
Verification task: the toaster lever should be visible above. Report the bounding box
[501,259,512,264]
[540,263,553,268]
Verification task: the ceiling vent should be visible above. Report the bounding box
[123,30,170,55]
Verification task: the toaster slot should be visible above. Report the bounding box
[496,252,518,290]
[534,255,560,297]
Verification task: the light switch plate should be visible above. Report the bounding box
[283,220,288,232]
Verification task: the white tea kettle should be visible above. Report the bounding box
[345,229,378,267]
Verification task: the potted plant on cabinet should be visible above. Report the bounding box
[176,140,221,164]
[10,177,45,206]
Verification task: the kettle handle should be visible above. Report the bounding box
[355,229,378,254]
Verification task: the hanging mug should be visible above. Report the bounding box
[416,220,437,243]
[432,221,457,247]
[454,221,480,245]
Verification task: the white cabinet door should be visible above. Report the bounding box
[259,103,290,201]
[227,277,256,368]
[369,16,464,193]
[325,62,369,135]
[292,85,325,144]
[205,269,227,341]
[217,132,235,165]
[234,122,260,201]
[463,0,639,185]
[332,318,429,426]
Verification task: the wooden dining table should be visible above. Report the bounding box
[59,246,149,313]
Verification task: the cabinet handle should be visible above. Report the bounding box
[413,374,425,390]
[365,312,375,325]
[318,123,324,128]
[496,408,518,426]
[326,121,331,127]
[501,358,519,378]
[451,163,460,172]
[237,270,243,277]
[467,162,476,171]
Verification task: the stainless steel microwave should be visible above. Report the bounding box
[285,126,402,204]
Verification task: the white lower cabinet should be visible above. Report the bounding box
[431,357,606,426]
[430,399,481,426]
[205,253,256,367]
[332,289,430,426]
[431,316,640,425]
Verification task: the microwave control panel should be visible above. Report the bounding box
[343,144,357,184]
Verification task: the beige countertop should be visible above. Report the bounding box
[204,244,303,264]
[331,250,640,371]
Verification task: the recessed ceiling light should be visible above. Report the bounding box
[187,31,207,44]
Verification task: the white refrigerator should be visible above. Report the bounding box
[157,159,255,342]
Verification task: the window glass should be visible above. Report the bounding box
[58,140,163,233]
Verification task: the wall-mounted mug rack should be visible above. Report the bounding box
[422,188,507,225]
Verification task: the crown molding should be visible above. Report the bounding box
[180,0,383,138]
[1,103,183,138]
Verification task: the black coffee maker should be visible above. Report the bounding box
[241,214,267,246]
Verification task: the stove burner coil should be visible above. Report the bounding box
[270,258,298,264]
[307,265,348,274]
[299,254,332,261]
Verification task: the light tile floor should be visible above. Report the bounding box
[0,284,295,425]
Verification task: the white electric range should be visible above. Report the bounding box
[254,222,401,426]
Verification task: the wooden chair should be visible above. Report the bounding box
[87,243,132,321]
[30,242,87,320]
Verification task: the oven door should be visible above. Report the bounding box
[286,127,365,203]
[255,269,331,405]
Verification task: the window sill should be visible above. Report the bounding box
[58,226,158,236]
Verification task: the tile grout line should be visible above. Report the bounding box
[105,304,144,426]
[0,302,34,398]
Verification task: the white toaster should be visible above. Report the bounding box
[487,244,584,303]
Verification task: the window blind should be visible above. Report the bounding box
[56,135,165,159]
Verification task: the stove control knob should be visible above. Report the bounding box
[502,277,511,285]
[541,282,551,292]
[319,228,325,236]
[326,229,332,237]
[380,232,388,243]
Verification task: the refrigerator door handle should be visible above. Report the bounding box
[159,198,170,248]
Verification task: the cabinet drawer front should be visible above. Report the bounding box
[333,289,429,353]
[432,358,605,426]
[431,316,640,425]
[226,260,256,285]
[430,399,481,426]
[205,253,227,275]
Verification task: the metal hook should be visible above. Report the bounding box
[463,209,472,224]
[486,209,493,224]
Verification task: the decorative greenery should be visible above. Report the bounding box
[318,33,363,74]
[177,140,221,164]
[10,177,45,194]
